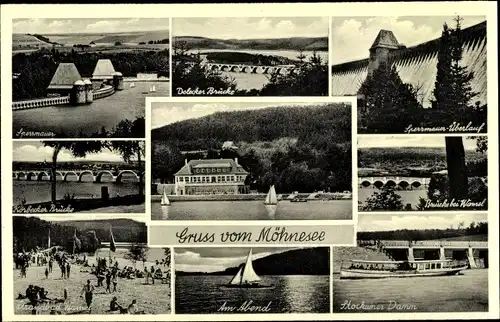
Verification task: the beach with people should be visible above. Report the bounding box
[13,247,171,315]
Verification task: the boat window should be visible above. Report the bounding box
[431,263,435,269]
[425,263,430,269]
[437,263,441,269]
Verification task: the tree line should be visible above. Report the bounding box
[12,49,169,100]
[13,216,147,254]
[358,222,488,241]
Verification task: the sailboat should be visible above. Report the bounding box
[149,85,156,93]
[221,249,274,289]
[130,82,135,88]
[264,185,278,205]
[161,189,170,206]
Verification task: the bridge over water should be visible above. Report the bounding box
[199,62,298,75]
[358,176,431,189]
[358,240,488,268]
[13,169,144,183]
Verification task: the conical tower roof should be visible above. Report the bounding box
[370,29,400,50]
[47,63,82,90]
[92,59,116,79]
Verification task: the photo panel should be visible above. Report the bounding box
[171,17,329,96]
[332,213,488,313]
[150,100,354,221]
[12,140,146,214]
[331,15,487,134]
[12,18,171,139]
[12,215,172,315]
[358,135,488,212]
[174,247,330,314]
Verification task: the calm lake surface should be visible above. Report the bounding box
[176,275,329,314]
[187,49,328,91]
[333,269,488,312]
[13,175,140,205]
[151,199,352,220]
[358,187,427,209]
[13,81,169,138]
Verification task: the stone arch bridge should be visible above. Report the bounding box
[201,62,298,75]
[13,169,144,183]
[358,176,431,189]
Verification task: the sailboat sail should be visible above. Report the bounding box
[130,82,135,88]
[241,249,261,283]
[264,185,278,205]
[161,189,170,205]
[229,266,243,285]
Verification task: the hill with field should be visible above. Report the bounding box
[14,30,170,46]
[173,36,328,51]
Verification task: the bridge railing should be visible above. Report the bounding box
[359,240,488,248]
[13,96,70,111]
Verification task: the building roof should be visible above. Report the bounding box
[92,59,116,79]
[47,63,82,90]
[331,21,487,108]
[174,159,248,176]
[370,30,400,50]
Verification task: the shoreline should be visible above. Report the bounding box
[151,194,352,202]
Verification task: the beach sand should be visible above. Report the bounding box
[13,249,171,315]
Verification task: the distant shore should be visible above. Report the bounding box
[123,78,169,82]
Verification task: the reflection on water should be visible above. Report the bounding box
[333,269,488,312]
[151,199,352,220]
[176,275,329,314]
[221,71,270,90]
[13,81,169,137]
[13,175,140,205]
[358,188,427,209]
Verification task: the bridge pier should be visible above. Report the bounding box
[407,247,414,261]
[467,247,477,268]
[439,247,446,260]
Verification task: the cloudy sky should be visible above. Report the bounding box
[175,247,296,273]
[151,102,335,129]
[332,15,486,64]
[358,136,481,150]
[173,17,328,39]
[12,141,135,162]
[13,18,169,34]
[358,213,488,232]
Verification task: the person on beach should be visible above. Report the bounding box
[144,267,149,284]
[127,299,145,314]
[48,258,53,273]
[80,279,95,312]
[66,262,71,279]
[60,263,66,279]
[106,271,112,293]
[109,296,124,313]
[45,268,49,279]
[112,274,118,292]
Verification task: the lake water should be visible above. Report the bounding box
[176,275,329,314]
[358,187,427,210]
[333,269,488,312]
[13,179,141,205]
[151,199,352,220]
[188,49,328,91]
[12,81,169,138]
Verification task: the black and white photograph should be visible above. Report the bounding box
[175,247,330,314]
[172,17,328,96]
[151,101,353,220]
[332,213,488,312]
[331,16,487,134]
[13,140,145,214]
[12,18,170,138]
[358,135,487,211]
[12,215,171,315]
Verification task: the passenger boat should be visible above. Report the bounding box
[290,198,308,203]
[340,259,469,279]
[221,248,274,289]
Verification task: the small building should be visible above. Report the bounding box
[46,63,83,96]
[222,141,238,150]
[92,59,116,81]
[173,158,249,195]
